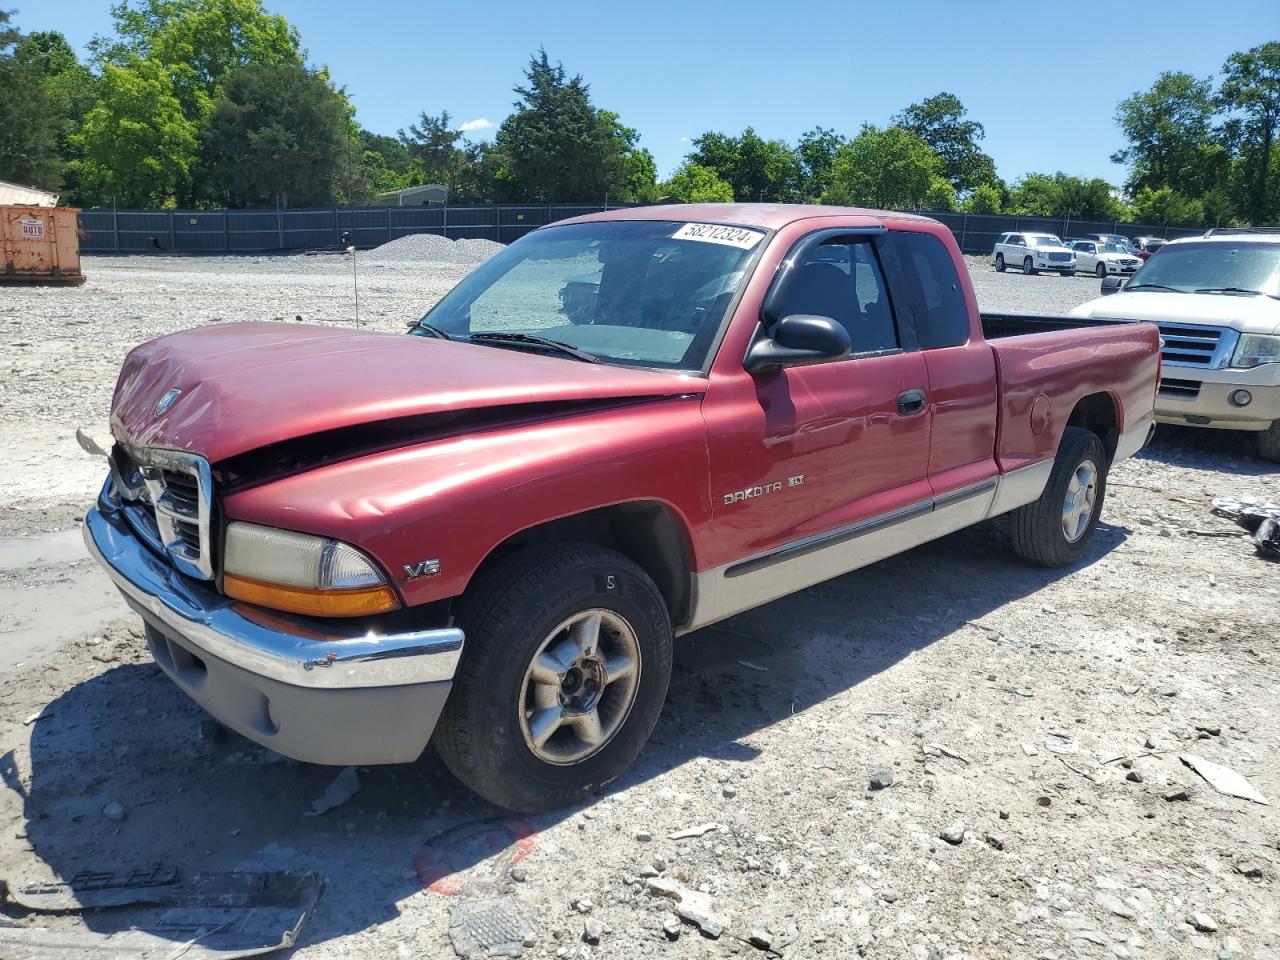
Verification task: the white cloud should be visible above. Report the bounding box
[458,117,494,133]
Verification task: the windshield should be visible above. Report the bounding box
[1102,242,1133,254]
[1031,236,1063,247]
[415,220,764,369]
[1126,241,1280,296]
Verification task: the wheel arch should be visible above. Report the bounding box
[1066,391,1120,461]
[468,500,697,629]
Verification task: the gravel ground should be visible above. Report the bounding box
[0,246,1278,959]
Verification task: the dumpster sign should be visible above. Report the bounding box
[19,218,44,239]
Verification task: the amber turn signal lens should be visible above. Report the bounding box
[224,573,399,618]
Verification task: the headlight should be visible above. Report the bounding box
[223,522,399,617]
[1231,334,1280,369]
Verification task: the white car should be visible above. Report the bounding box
[1070,229,1280,461]
[1067,239,1143,278]
[992,232,1076,276]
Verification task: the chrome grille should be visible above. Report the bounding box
[1156,322,1225,366]
[1158,377,1202,400]
[1047,252,1071,262]
[112,446,214,580]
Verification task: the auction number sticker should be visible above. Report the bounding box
[19,219,45,239]
[672,222,764,250]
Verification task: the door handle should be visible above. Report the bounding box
[897,388,927,416]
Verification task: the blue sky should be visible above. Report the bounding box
[17,0,1279,185]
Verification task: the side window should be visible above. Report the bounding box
[997,233,1009,244]
[893,232,970,349]
[1009,234,1025,246]
[771,240,899,355]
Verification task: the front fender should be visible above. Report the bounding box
[220,397,712,607]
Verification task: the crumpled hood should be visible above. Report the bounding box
[110,322,706,463]
[1072,291,1280,334]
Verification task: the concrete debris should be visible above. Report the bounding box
[1235,862,1263,878]
[925,743,971,763]
[1180,754,1269,805]
[582,917,604,944]
[1185,910,1218,932]
[1043,731,1080,755]
[22,709,52,726]
[668,822,718,840]
[984,833,1005,851]
[1164,788,1191,802]
[644,877,726,938]
[868,768,894,791]
[1095,892,1136,919]
[1126,770,1144,783]
[939,823,965,846]
[101,801,125,822]
[305,766,361,816]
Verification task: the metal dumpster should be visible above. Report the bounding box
[1,205,85,284]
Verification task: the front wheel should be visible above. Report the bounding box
[1010,426,1109,567]
[995,254,1006,272]
[1095,263,1107,278]
[1259,420,1280,463]
[434,543,673,812]
[1023,256,1037,275]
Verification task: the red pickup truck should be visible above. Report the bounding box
[85,205,1160,812]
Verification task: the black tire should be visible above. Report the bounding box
[1022,256,1036,275]
[1259,420,1280,463]
[995,254,1006,273]
[1095,262,1107,278]
[1059,271,1073,277]
[435,543,673,812]
[1010,426,1109,567]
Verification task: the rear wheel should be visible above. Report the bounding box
[1095,262,1107,278]
[1259,420,1280,463]
[1023,256,1037,275]
[995,253,1006,272]
[434,543,673,812]
[1011,426,1108,567]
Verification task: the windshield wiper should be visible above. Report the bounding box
[409,319,451,339]
[1194,286,1280,300]
[468,331,600,363]
[1124,283,1184,293]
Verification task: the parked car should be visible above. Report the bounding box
[1074,228,1280,461]
[84,204,1159,812]
[1130,236,1167,260]
[992,231,1076,275]
[1069,239,1143,278]
[1084,232,1133,247]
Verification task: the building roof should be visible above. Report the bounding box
[0,179,59,207]
[376,183,448,199]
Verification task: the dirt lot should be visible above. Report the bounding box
[0,249,1278,959]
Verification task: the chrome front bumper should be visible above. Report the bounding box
[84,488,464,764]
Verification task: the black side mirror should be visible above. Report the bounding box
[1100,275,1125,296]
[745,314,852,372]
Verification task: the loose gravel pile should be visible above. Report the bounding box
[364,233,503,266]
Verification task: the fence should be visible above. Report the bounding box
[75,203,1212,256]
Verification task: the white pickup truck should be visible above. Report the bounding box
[1071,229,1280,461]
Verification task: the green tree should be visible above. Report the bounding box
[0,11,63,188]
[796,126,846,200]
[821,125,942,210]
[1112,72,1222,197]
[923,176,956,211]
[360,129,416,194]
[489,49,632,202]
[1129,186,1205,225]
[893,92,996,193]
[961,182,1003,214]
[686,127,802,201]
[14,29,97,200]
[400,110,464,187]
[1219,43,1280,223]
[77,58,199,205]
[624,146,658,202]
[661,162,733,203]
[1008,172,1124,219]
[199,62,356,208]
[94,0,301,122]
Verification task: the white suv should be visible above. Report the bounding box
[1068,239,1143,278]
[992,232,1076,276]
[1070,229,1280,461]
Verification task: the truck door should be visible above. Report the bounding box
[887,228,999,500]
[702,232,932,580]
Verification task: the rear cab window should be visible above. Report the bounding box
[891,231,970,349]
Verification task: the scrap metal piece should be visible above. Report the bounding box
[0,871,321,959]
[1254,516,1280,560]
[447,894,535,959]
[12,864,180,910]
[1211,495,1280,534]
[1180,754,1270,805]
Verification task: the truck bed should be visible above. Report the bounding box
[981,312,1123,339]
